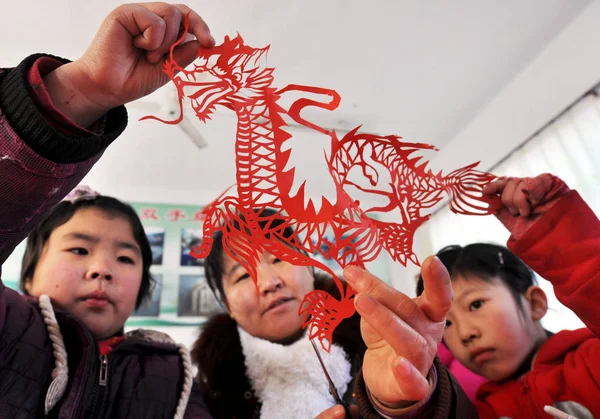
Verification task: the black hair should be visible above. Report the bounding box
[204,208,303,305]
[20,196,154,310]
[416,243,536,313]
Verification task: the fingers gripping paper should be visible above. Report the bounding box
[141,15,498,351]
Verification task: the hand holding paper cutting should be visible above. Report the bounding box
[43,2,215,127]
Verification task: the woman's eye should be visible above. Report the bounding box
[445,320,453,328]
[117,256,134,264]
[69,248,88,256]
[469,300,483,311]
[272,258,282,264]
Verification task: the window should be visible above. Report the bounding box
[424,93,600,332]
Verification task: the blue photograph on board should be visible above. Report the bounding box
[177,274,222,316]
[130,274,162,317]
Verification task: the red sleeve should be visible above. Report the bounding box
[508,190,600,336]
[27,57,102,135]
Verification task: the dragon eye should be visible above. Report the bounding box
[213,66,227,76]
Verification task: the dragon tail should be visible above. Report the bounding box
[440,162,501,215]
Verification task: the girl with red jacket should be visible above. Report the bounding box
[345,174,600,418]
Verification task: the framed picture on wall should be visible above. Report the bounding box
[177,274,222,317]
[131,274,162,317]
[180,228,204,267]
[145,227,165,266]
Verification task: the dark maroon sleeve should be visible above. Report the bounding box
[27,57,99,136]
[0,53,127,164]
[354,358,478,418]
[0,54,127,330]
[184,382,214,419]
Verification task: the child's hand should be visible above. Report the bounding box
[483,177,534,217]
[483,175,570,239]
[44,2,215,127]
[343,256,452,407]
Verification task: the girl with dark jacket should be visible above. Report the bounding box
[0,3,215,417]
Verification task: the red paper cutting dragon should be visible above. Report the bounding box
[141,17,497,351]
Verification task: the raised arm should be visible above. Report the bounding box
[0,2,215,265]
[484,174,600,336]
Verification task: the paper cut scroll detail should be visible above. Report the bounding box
[141,14,498,351]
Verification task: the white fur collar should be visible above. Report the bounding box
[238,327,352,419]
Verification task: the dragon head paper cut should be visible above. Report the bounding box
[141,15,498,352]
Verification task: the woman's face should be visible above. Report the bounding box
[221,251,315,342]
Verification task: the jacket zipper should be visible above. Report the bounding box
[89,355,108,419]
[99,355,108,386]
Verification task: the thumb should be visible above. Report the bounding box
[390,357,430,403]
[314,405,346,419]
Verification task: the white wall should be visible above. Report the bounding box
[389,0,600,297]
[430,0,600,175]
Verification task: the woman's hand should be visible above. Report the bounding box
[314,404,358,419]
[343,256,452,407]
[44,2,215,126]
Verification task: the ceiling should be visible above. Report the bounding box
[1,0,593,206]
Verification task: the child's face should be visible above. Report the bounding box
[26,208,143,339]
[221,251,315,342]
[443,275,540,381]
